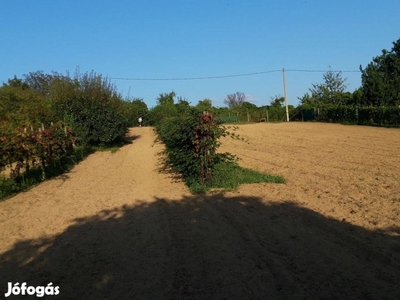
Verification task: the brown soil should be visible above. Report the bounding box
[1,123,400,299]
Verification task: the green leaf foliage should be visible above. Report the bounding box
[57,96,128,146]
[49,71,129,146]
[154,105,285,193]
[0,76,54,127]
[155,108,236,187]
[298,68,349,108]
[300,106,400,127]
[360,38,400,107]
[121,98,149,127]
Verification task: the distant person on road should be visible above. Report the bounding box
[138,117,143,127]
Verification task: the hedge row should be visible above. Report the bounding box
[301,106,400,126]
[0,122,75,180]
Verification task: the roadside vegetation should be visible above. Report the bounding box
[152,97,285,193]
[0,70,135,200]
[296,38,400,125]
[1,37,399,199]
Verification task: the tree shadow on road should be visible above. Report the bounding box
[1,194,399,299]
[121,134,141,145]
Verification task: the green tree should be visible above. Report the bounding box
[262,96,287,121]
[0,76,53,126]
[175,97,191,115]
[149,91,179,126]
[240,101,258,110]
[50,70,128,145]
[269,95,285,107]
[157,91,176,106]
[299,68,348,107]
[352,88,363,106]
[196,98,213,112]
[23,70,58,97]
[360,38,400,107]
[122,98,148,126]
[7,76,30,89]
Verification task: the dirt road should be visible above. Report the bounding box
[1,124,400,299]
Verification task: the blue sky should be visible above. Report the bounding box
[1,0,399,108]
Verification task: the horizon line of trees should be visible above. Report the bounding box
[299,37,400,109]
[1,37,399,131]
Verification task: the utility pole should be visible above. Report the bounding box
[282,68,289,122]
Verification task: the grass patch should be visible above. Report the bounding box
[0,177,21,200]
[189,161,285,194]
[92,145,119,153]
[90,140,125,153]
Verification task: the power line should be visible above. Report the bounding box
[111,68,360,81]
[286,69,360,73]
[111,70,281,81]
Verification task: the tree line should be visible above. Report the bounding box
[148,38,400,125]
[1,37,398,198]
[1,37,399,142]
[0,70,150,147]
[299,38,400,109]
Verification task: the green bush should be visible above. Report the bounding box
[58,96,128,146]
[48,70,130,146]
[121,98,149,127]
[148,103,178,127]
[156,108,235,186]
[0,76,55,127]
[154,107,285,193]
[156,108,204,184]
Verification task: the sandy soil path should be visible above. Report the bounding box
[1,124,400,299]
